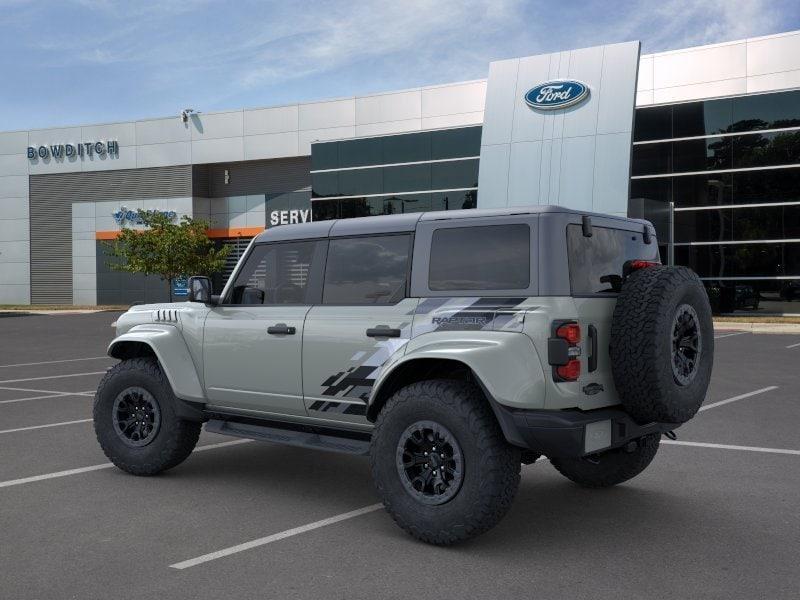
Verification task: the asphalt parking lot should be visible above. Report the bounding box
[1,312,799,600]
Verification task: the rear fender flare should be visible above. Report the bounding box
[368,332,547,443]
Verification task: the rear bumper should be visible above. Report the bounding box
[493,403,679,458]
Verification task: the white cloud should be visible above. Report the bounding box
[609,0,785,52]
[234,0,526,89]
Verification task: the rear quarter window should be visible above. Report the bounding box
[567,224,660,295]
[428,224,530,291]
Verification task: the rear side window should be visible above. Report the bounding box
[428,224,530,291]
[323,235,411,304]
[567,224,660,295]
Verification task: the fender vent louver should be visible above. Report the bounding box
[153,309,180,323]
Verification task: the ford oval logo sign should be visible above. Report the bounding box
[524,80,589,110]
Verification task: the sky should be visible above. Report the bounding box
[1,0,799,131]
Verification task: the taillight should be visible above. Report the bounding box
[556,323,581,345]
[623,259,660,278]
[548,320,582,382]
[557,359,581,381]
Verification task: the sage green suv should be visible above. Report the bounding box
[94,206,713,544]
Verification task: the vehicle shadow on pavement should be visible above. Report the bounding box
[139,441,378,504]
[138,442,730,554]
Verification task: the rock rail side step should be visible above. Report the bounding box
[205,418,370,455]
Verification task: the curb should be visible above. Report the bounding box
[0,309,105,315]
[714,322,800,334]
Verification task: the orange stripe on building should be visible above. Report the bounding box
[95,226,265,241]
[206,227,265,238]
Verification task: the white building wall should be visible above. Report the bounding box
[12,79,486,180]
[478,41,640,215]
[636,29,800,106]
[207,195,266,231]
[0,130,30,304]
[71,202,96,306]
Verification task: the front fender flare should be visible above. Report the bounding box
[108,324,206,404]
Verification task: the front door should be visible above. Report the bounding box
[203,239,325,416]
[303,234,417,425]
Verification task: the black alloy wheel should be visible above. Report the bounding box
[395,420,464,505]
[112,386,161,447]
[671,303,701,386]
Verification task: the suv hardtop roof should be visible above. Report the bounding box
[252,205,649,243]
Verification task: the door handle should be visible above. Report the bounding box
[267,323,296,335]
[366,326,401,338]
[588,324,598,372]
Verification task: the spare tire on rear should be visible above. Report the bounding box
[609,265,713,424]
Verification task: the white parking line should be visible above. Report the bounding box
[0,371,106,385]
[0,385,95,394]
[0,393,69,404]
[0,439,253,489]
[0,419,93,435]
[0,356,111,369]
[663,440,800,456]
[786,342,800,349]
[699,386,778,412]
[170,503,384,570]
[0,389,95,405]
[714,331,748,339]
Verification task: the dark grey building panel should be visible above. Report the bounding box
[31,165,192,203]
[28,190,72,304]
[204,157,311,197]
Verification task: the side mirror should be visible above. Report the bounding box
[187,276,214,304]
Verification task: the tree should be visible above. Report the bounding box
[105,210,230,302]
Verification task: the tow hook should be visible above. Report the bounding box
[663,430,677,441]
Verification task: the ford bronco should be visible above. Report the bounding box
[94,206,713,544]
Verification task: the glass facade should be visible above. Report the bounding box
[631,89,800,313]
[310,126,480,219]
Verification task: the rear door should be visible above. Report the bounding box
[203,239,326,416]
[302,234,417,425]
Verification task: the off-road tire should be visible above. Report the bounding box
[550,433,660,488]
[370,379,521,545]
[93,358,201,475]
[610,265,713,424]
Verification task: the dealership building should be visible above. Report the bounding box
[1,29,799,310]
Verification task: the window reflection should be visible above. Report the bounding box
[310,126,482,174]
[674,243,792,278]
[311,158,479,198]
[310,191,478,222]
[673,98,732,138]
[632,90,800,141]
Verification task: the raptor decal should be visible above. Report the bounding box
[317,321,413,403]
[314,297,538,409]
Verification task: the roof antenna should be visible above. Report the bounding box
[582,215,593,237]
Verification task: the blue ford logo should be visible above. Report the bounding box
[524,80,589,110]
